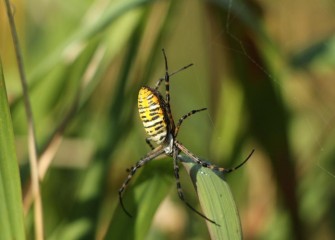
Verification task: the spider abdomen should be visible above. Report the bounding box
[138,87,168,144]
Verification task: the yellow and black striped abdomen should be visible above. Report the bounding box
[138,87,167,144]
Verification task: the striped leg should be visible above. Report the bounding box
[125,138,154,172]
[175,108,207,137]
[176,141,254,173]
[162,49,171,104]
[161,49,176,131]
[145,138,155,150]
[119,147,165,217]
[154,63,194,90]
[172,148,218,225]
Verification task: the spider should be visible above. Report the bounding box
[118,49,254,225]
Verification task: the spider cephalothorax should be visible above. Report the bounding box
[118,49,254,225]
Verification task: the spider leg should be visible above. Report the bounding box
[176,141,254,173]
[145,137,155,150]
[126,141,153,172]
[224,149,255,173]
[175,108,207,137]
[172,148,219,225]
[161,49,177,132]
[162,48,171,104]
[119,146,165,217]
[154,63,194,90]
[125,138,156,172]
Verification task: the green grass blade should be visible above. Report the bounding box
[28,0,156,87]
[0,59,26,239]
[105,159,173,240]
[180,155,243,240]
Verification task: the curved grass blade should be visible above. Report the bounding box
[105,159,173,240]
[0,59,26,239]
[180,155,243,240]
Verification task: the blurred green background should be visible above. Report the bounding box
[1,0,335,239]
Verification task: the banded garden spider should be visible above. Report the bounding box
[118,49,254,225]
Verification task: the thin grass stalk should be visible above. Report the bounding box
[3,1,43,239]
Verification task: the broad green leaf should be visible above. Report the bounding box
[181,155,243,240]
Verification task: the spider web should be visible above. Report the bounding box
[186,0,335,178]
[207,0,335,239]
[171,1,335,238]
[208,1,335,239]
[239,0,335,178]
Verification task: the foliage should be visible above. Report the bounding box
[1,0,335,239]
